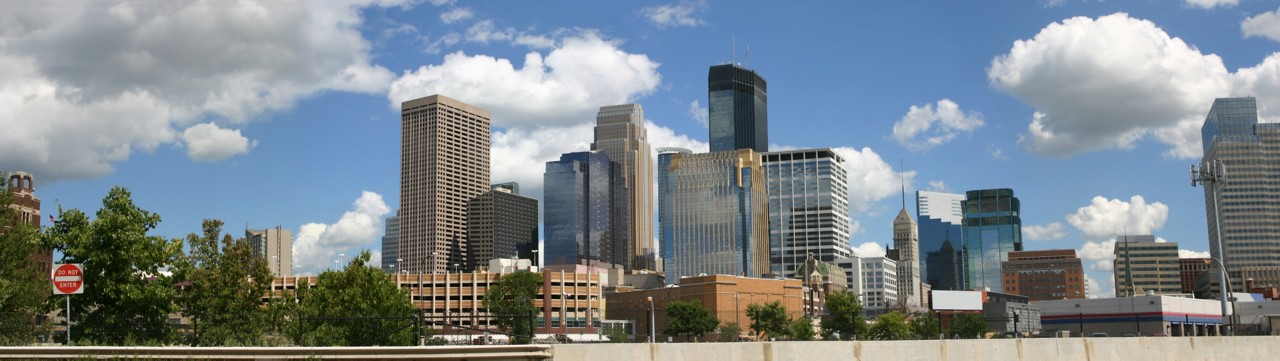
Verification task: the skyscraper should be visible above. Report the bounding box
[1113,235,1180,297]
[662,149,769,284]
[400,94,491,274]
[917,190,965,290]
[892,205,922,308]
[381,214,399,273]
[1199,97,1280,290]
[466,183,538,270]
[708,64,768,153]
[591,104,655,271]
[657,147,692,275]
[962,188,1022,292]
[763,148,853,276]
[1001,249,1085,301]
[246,226,292,277]
[543,151,630,269]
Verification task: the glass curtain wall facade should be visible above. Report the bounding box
[662,149,770,284]
[543,151,631,269]
[592,104,656,271]
[1200,97,1280,290]
[708,64,768,153]
[917,190,965,290]
[962,188,1022,293]
[657,147,693,275]
[763,148,853,276]
[382,214,399,273]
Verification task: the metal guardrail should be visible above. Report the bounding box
[0,345,554,360]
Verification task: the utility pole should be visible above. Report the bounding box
[1192,160,1232,336]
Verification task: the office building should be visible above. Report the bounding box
[591,104,656,271]
[763,148,853,276]
[708,64,768,153]
[1180,258,1212,294]
[656,147,691,275]
[1199,97,1280,290]
[382,214,399,273]
[246,226,292,277]
[662,149,769,284]
[962,189,1023,292]
[5,172,51,284]
[850,256,898,312]
[400,95,491,274]
[1001,249,1085,301]
[917,190,965,290]
[466,183,538,270]
[544,151,630,269]
[1113,235,1180,297]
[891,199,923,308]
[607,275,803,342]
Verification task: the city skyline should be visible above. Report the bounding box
[7,1,1280,299]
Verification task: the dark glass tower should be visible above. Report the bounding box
[708,64,768,153]
[543,151,631,269]
[917,190,965,290]
[961,188,1022,292]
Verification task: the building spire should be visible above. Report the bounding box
[900,159,906,210]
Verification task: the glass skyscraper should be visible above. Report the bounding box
[708,64,768,153]
[543,151,631,269]
[961,188,1022,292]
[657,147,692,275]
[592,104,656,271]
[1200,97,1280,290]
[660,149,770,284]
[917,190,965,290]
[763,148,853,276]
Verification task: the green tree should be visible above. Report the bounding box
[909,312,941,340]
[484,271,542,344]
[718,322,742,342]
[789,317,816,341]
[948,313,989,339]
[296,251,414,346]
[0,186,48,345]
[867,311,911,340]
[604,326,630,343]
[745,301,789,341]
[43,187,184,345]
[175,220,274,346]
[819,290,865,340]
[663,300,719,342]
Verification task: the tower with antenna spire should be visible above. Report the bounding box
[890,163,922,308]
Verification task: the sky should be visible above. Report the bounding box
[4,0,1279,299]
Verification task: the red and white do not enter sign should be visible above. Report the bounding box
[52,263,84,295]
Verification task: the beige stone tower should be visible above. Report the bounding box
[591,104,655,271]
[401,95,491,274]
[893,193,922,308]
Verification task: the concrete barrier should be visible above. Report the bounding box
[552,337,1280,361]
[0,345,553,360]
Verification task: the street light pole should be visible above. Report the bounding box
[1192,159,1233,336]
[647,296,655,343]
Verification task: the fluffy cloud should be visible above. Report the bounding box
[0,0,399,181]
[1066,195,1169,240]
[1179,249,1211,259]
[641,1,707,28]
[892,99,984,151]
[926,180,948,192]
[1085,273,1113,299]
[1024,222,1067,241]
[1186,0,1237,9]
[1243,8,1280,43]
[1078,239,1117,272]
[688,100,709,127]
[989,13,1231,159]
[833,147,917,212]
[439,7,474,24]
[1232,53,1280,122]
[388,32,661,128]
[489,123,595,202]
[181,123,256,162]
[852,242,886,258]
[293,191,392,275]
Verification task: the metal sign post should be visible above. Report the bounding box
[52,263,85,345]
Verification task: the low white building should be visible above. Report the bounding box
[836,256,898,313]
[1037,295,1227,337]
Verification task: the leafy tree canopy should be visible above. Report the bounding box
[484,271,542,344]
[746,301,789,341]
[296,251,414,346]
[0,186,48,345]
[909,311,941,340]
[663,300,719,341]
[789,317,816,341]
[819,290,865,340]
[867,311,911,340]
[948,313,990,339]
[175,219,274,346]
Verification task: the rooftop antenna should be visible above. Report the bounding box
[900,159,907,210]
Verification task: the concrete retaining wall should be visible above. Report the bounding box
[552,336,1280,361]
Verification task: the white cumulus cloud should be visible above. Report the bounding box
[989,13,1232,159]
[0,0,400,181]
[388,32,662,129]
[439,7,474,24]
[1186,0,1237,9]
[852,242,886,258]
[293,191,392,275]
[641,0,707,28]
[1066,195,1169,240]
[1243,7,1280,43]
[688,100,709,127]
[1179,249,1211,259]
[833,147,917,212]
[1024,222,1067,241]
[892,99,984,151]
[926,180,948,192]
[1232,53,1280,122]
[1078,238,1117,272]
[181,123,256,162]
[1084,273,1113,298]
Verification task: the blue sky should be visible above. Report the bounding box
[4,0,1279,298]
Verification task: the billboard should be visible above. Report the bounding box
[932,290,982,310]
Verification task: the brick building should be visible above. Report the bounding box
[606,275,804,341]
[1180,258,1212,294]
[6,172,51,284]
[1001,249,1085,301]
